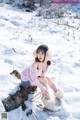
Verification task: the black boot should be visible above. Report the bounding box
[21,102,27,111]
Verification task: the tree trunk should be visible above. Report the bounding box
[40,0,44,6]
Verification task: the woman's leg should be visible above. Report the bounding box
[38,77,57,92]
[46,77,58,92]
[38,77,50,99]
[38,77,48,88]
[46,77,63,99]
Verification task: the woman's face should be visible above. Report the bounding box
[37,51,45,62]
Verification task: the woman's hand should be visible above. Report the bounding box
[41,88,46,96]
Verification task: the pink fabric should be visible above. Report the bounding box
[32,78,44,90]
[45,50,52,61]
[33,50,52,61]
[50,84,57,92]
[21,66,44,90]
[44,91,50,100]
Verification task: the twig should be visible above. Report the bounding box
[0,90,11,93]
[32,111,39,120]
[26,109,39,120]
[12,48,16,53]
[28,92,42,102]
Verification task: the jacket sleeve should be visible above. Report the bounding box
[21,68,29,81]
[32,78,44,90]
[21,66,44,90]
[29,66,41,82]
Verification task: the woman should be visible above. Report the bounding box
[21,45,63,101]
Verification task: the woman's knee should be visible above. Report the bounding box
[38,77,48,85]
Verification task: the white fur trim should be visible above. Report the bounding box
[42,97,55,111]
[55,89,64,99]
[42,97,61,111]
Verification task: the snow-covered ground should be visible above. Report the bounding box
[0,2,80,120]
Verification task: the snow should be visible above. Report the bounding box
[0,2,80,120]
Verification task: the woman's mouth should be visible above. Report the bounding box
[39,58,42,60]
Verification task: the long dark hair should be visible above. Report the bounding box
[35,45,51,66]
